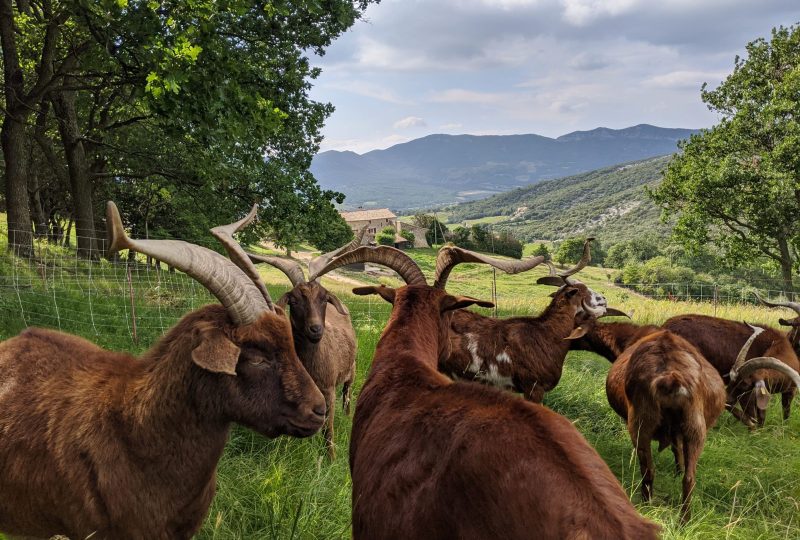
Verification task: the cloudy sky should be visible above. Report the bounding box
[309,0,799,153]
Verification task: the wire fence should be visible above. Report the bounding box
[619,282,799,305]
[1,229,797,350]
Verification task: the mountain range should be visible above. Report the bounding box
[311,124,697,210]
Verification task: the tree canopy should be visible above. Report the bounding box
[651,25,800,290]
[1,0,372,257]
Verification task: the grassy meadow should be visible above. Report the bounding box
[0,240,798,539]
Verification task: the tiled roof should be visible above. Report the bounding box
[340,208,397,222]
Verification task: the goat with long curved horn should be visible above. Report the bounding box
[537,238,594,286]
[433,245,545,289]
[311,245,428,286]
[213,218,361,460]
[209,204,274,309]
[106,201,272,325]
[730,323,800,392]
[308,225,368,281]
[752,291,800,326]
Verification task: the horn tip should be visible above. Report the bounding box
[106,201,131,255]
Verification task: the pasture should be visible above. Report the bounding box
[0,241,798,539]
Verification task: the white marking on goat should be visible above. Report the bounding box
[477,364,514,389]
[496,351,512,364]
[465,333,484,372]
[676,386,690,398]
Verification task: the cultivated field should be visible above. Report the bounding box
[0,242,798,539]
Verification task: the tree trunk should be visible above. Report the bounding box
[1,0,32,257]
[778,236,795,292]
[52,82,98,259]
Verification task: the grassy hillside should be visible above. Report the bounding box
[444,156,672,244]
[1,242,799,539]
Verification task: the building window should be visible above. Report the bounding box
[368,227,376,234]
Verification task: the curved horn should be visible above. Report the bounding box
[731,323,764,374]
[752,291,800,317]
[310,245,427,286]
[536,238,593,286]
[599,307,631,318]
[433,245,545,289]
[732,357,800,391]
[308,225,367,281]
[210,204,274,309]
[106,201,271,325]
[248,253,306,287]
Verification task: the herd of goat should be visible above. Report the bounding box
[1,203,799,539]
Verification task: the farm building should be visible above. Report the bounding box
[339,208,429,248]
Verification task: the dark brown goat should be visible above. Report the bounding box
[439,241,610,402]
[662,314,800,426]
[244,231,362,459]
[0,203,325,540]
[315,246,660,540]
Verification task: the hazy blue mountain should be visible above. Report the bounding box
[312,124,697,210]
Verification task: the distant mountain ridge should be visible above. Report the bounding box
[311,124,697,210]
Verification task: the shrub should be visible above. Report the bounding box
[375,226,396,246]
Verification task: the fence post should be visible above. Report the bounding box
[713,284,718,317]
[127,264,138,345]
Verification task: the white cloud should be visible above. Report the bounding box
[325,81,412,104]
[643,70,726,89]
[393,116,427,129]
[560,0,640,26]
[429,89,508,104]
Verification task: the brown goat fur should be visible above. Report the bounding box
[351,284,659,540]
[279,280,357,459]
[440,282,608,402]
[0,305,325,540]
[605,330,726,522]
[663,314,799,425]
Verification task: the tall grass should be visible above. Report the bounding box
[0,244,798,539]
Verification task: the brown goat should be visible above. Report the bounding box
[605,330,726,522]
[315,246,660,540]
[439,241,609,402]
[0,203,325,540]
[662,314,800,426]
[571,319,799,522]
[247,247,359,459]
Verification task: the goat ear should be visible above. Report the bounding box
[192,328,240,376]
[755,381,770,411]
[564,326,589,340]
[441,294,494,313]
[277,292,290,310]
[353,285,396,304]
[327,294,349,316]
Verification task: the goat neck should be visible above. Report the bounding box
[575,321,658,361]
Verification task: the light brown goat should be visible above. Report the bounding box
[439,241,610,402]
[316,246,660,540]
[0,203,325,540]
[243,231,361,459]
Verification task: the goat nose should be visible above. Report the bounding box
[313,402,327,418]
[309,324,323,334]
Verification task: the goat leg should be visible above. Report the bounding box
[680,437,702,524]
[324,388,337,460]
[629,418,655,502]
[782,389,795,421]
[671,438,685,477]
[725,399,755,428]
[343,380,353,416]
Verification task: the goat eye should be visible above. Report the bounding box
[247,357,265,366]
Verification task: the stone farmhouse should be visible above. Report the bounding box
[339,208,429,249]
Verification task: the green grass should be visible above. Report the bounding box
[0,241,799,539]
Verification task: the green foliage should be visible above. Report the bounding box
[555,237,590,265]
[307,209,354,253]
[425,218,450,246]
[531,243,551,259]
[375,226,396,246]
[651,25,800,290]
[444,157,673,245]
[605,237,661,268]
[399,229,415,244]
[448,224,523,258]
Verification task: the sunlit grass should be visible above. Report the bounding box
[0,241,798,539]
